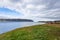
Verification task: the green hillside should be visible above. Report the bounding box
[0,24,60,40]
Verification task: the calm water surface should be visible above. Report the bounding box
[0,22,45,34]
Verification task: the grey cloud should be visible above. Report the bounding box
[35,8,60,20]
[36,16,60,20]
[10,0,22,3]
[46,0,60,9]
[36,17,60,20]
[9,0,60,19]
[27,0,50,5]
[30,0,60,10]
[23,0,60,11]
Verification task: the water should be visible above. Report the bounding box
[0,22,45,34]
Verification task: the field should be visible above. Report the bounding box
[0,24,60,40]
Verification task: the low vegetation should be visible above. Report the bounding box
[0,24,60,40]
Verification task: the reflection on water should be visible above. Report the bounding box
[0,22,45,34]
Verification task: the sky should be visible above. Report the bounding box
[0,0,60,21]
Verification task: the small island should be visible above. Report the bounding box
[0,19,33,22]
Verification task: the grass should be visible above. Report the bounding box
[0,24,60,40]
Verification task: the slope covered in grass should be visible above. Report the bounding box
[0,24,60,40]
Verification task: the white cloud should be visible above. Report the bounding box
[36,5,46,10]
[24,0,32,3]
[26,4,34,9]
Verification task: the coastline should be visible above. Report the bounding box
[0,24,60,40]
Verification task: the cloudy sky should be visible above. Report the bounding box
[0,0,60,21]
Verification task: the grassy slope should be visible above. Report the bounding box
[0,24,60,40]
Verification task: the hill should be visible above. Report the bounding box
[0,24,60,40]
[0,19,33,22]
